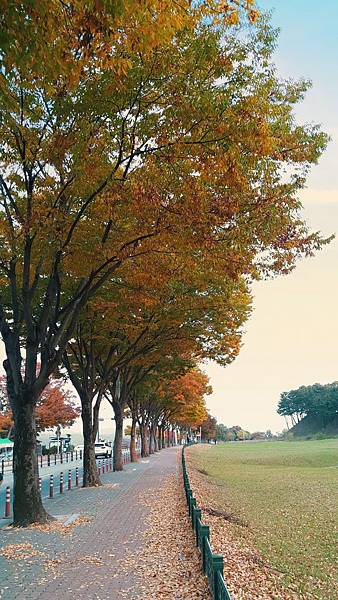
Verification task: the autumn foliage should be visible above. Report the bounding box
[0,376,79,436]
[0,0,331,525]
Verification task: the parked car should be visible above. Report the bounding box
[94,442,112,458]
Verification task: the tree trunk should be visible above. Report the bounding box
[12,400,50,526]
[149,426,154,454]
[153,427,159,452]
[113,400,124,471]
[130,416,138,462]
[82,398,101,487]
[140,425,149,457]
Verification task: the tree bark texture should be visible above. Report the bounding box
[130,416,138,462]
[4,359,50,526]
[12,400,50,526]
[140,425,149,457]
[113,400,124,471]
[82,398,101,487]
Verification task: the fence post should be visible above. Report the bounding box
[68,469,72,490]
[189,496,196,518]
[212,554,224,600]
[194,508,202,539]
[49,474,54,498]
[75,467,79,487]
[4,486,10,517]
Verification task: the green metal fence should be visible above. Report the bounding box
[182,445,231,600]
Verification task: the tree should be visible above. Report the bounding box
[278,382,338,427]
[201,413,218,441]
[0,4,330,526]
[216,423,228,441]
[0,375,79,436]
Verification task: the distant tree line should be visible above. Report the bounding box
[277,383,338,428]
[200,413,274,442]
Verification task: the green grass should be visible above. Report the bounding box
[188,439,338,599]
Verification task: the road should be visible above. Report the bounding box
[0,449,131,523]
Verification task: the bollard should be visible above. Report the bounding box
[60,452,63,464]
[5,486,10,517]
[102,460,105,474]
[49,474,54,498]
[60,471,64,494]
[47,454,50,467]
[38,477,42,495]
[54,453,57,465]
[1,459,4,476]
[75,451,78,461]
[40,454,43,468]
[75,467,79,487]
[80,449,82,460]
[110,458,112,471]
[68,469,72,490]
[66,452,69,463]
[98,460,101,475]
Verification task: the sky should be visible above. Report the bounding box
[1,1,337,440]
[205,0,338,432]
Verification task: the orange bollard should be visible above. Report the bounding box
[5,486,10,517]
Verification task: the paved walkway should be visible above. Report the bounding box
[0,448,179,600]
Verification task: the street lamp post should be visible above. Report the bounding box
[97,418,104,442]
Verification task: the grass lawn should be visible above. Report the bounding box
[187,439,338,599]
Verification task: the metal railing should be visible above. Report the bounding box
[1,448,140,518]
[182,445,231,600]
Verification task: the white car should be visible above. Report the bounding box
[95,442,112,458]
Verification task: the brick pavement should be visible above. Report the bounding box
[0,447,179,600]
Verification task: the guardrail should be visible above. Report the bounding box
[1,446,140,475]
[182,445,231,600]
[1,448,139,519]
[1,450,84,475]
